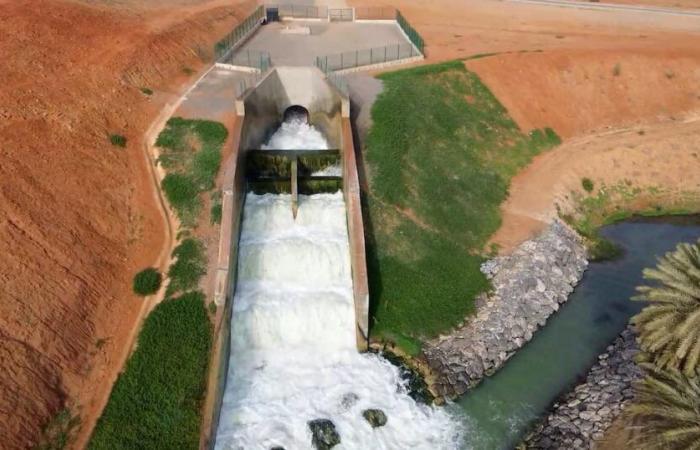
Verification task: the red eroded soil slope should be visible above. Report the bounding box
[0,0,252,447]
[466,48,700,138]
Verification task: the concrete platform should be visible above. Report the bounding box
[231,21,411,66]
[175,66,254,122]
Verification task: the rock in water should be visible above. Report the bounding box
[340,392,359,410]
[363,409,388,428]
[308,419,341,449]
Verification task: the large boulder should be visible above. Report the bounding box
[308,419,341,449]
[362,409,388,428]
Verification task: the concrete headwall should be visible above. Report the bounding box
[239,66,345,149]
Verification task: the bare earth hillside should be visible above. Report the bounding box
[0,0,252,447]
[350,0,700,251]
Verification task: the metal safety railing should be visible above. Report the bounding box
[214,5,265,61]
[315,43,419,73]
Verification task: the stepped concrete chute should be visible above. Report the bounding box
[234,65,365,345]
[205,65,369,449]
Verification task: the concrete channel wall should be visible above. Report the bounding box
[202,66,369,449]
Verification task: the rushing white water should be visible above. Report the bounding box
[215,117,461,450]
[262,117,329,150]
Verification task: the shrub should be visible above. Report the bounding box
[89,291,212,450]
[140,87,154,96]
[155,118,228,225]
[161,173,199,221]
[132,268,162,296]
[613,63,621,76]
[166,238,207,296]
[210,191,222,225]
[581,177,594,193]
[109,134,127,148]
[210,203,222,225]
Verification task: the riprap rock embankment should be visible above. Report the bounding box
[424,221,588,397]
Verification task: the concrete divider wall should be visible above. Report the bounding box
[342,116,370,351]
[201,117,247,450]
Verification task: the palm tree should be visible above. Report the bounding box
[632,238,700,376]
[626,363,700,450]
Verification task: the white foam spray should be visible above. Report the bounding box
[215,118,462,450]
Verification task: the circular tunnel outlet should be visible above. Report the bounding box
[283,105,309,124]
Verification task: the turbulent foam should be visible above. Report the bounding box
[215,120,462,450]
[262,118,329,150]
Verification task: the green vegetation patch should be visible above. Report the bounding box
[365,60,560,346]
[166,238,207,296]
[210,191,223,225]
[35,408,80,450]
[581,177,594,193]
[109,134,127,148]
[89,292,212,450]
[560,181,696,260]
[156,117,228,226]
[132,268,162,296]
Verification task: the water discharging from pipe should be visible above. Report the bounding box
[215,118,461,449]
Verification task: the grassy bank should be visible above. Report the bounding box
[364,61,560,352]
[156,117,228,227]
[90,118,227,448]
[560,180,697,259]
[89,292,212,450]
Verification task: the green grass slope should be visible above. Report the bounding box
[365,61,560,352]
[89,292,212,450]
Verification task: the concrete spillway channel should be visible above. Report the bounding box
[203,66,369,448]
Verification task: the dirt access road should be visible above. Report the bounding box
[0,0,255,447]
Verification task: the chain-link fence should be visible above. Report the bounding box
[225,49,272,71]
[354,6,397,20]
[315,43,418,73]
[214,6,265,61]
[326,72,348,96]
[266,4,329,19]
[396,11,424,53]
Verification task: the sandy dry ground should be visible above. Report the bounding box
[489,115,700,250]
[0,0,254,447]
[607,0,700,8]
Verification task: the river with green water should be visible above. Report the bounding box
[454,217,700,450]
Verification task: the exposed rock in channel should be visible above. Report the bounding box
[308,419,341,450]
[521,327,641,449]
[362,409,388,428]
[423,221,588,398]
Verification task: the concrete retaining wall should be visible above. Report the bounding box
[342,117,370,351]
[202,118,247,450]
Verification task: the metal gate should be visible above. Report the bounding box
[329,8,353,21]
